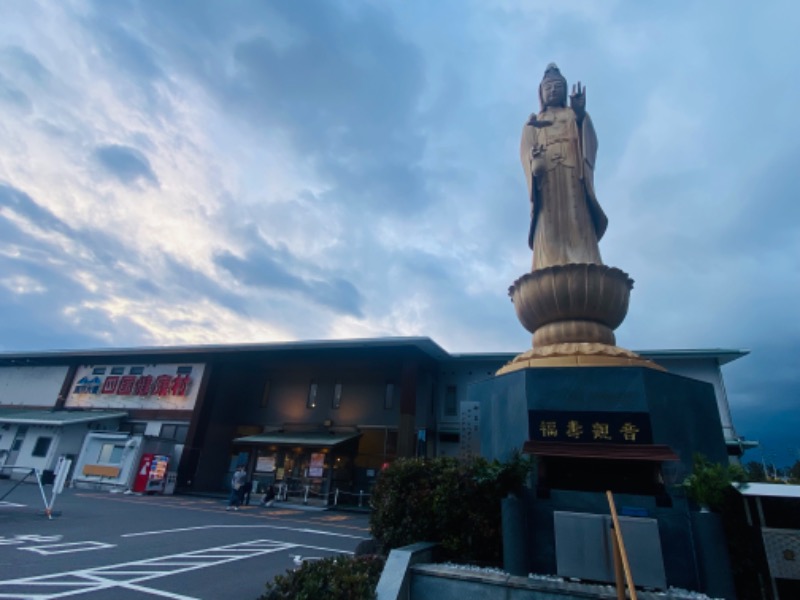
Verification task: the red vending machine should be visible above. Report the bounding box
[133,453,170,494]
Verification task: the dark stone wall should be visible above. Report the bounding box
[472,366,733,596]
[474,366,727,477]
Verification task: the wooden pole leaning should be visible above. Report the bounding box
[606,490,637,600]
[611,531,625,600]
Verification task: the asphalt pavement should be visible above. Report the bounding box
[0,481,371,599]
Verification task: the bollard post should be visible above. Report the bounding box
[304,485,309,505]
[334,488,339,506]
[358,490,364,507]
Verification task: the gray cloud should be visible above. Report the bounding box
[80,0,429,215]
[0,73,32,113]
[0,45,50,83]
[0,183,255,347]
[214,246,363,318]
[93,144,158,186]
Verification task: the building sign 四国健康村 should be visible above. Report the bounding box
[528,410,653,445]
[65,364,205,411]
[74,374,190,396]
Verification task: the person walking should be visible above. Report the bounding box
[226,465,247,511]
[260,483,276,508]
[241,479,253,505]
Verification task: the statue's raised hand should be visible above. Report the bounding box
[570,82,586,116]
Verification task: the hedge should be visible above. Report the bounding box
[369,454,530,566]
[260,555,385,600]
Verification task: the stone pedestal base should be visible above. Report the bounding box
[509,263,633,347]
[497,343,664,375]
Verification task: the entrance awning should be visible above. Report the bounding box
[233,431,361,448]
[0,409,128,426]
[523,441,679,462]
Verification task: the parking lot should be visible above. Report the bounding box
[0,483,371,599]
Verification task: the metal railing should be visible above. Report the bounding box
[266,483,372,508]
[332,487,371,508]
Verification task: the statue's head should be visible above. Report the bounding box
[539,63,567,110]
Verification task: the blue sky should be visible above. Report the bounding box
[0,1,798,465]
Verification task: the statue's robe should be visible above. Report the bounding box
[520,106,607,270]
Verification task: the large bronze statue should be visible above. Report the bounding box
[502,63,646,368]
[520,63,607,270]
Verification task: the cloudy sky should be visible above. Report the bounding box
[0,1,798,465]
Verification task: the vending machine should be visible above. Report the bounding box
[132,453,170,494]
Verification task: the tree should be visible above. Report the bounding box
[744,461,767,482]
[789,459,800,483]
[682,454,747,512]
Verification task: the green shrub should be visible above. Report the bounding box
[260,555,385,600]
[682,453,747,512]
[369,453,531,566]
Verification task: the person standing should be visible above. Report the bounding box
[226,465,247,511]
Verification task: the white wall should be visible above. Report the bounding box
[7,424,59,473]
[72,432,143,490]
[0,366,68,407]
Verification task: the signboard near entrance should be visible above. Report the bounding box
[256,456,276,472]
[309,453,325,478]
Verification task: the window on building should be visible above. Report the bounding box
[121,422,147,435]
[110,366,125,375]
[333,382,343,409]
[386,430,398,456]
[384,382,395,410]
[97,443,125,464]
[160,424,189,444]
[261,379,271,408]
[177,365,193,374]
[32,437,52,457]
[11,426,27,451]
[174,425,188,444]
[129,366,144,375]
[444,385,458,417]
[307,381,318,409]
[92,367,107,375]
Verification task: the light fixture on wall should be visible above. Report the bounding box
[307,381,318,409]
[333,382,342,409]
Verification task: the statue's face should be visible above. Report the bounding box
[541,78,566,107]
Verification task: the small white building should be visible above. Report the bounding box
[0,409,126,480]
[71,431,179,493]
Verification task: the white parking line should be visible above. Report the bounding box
[122,523,368,540]
[21,542,115,555]
[0,539,301,599]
